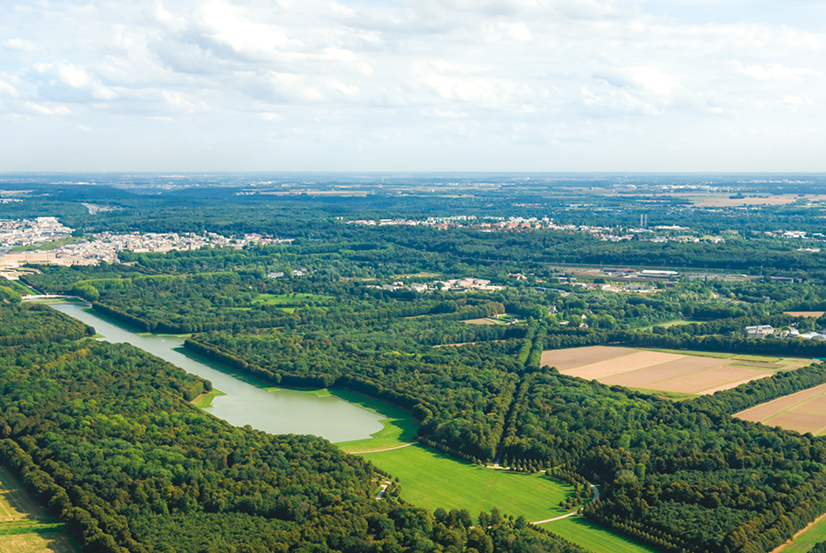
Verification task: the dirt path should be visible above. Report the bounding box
[375,480,391,500]
[348,443,414,455]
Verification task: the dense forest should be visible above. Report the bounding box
[0,305,586,553]
[7,184,826,553]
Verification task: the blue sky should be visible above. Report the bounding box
[1,0,824,172]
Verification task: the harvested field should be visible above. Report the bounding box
[735,384,826,434]
[600,357,728,388]
[540,346,637,372]
[736,384,826,423]
[463,318,497,326]
[565,351,684,381]
[654,366,773,394]
[762,413,826,435]
[544,346,810,395]
[0,533,78,553]
[785,311,826,318]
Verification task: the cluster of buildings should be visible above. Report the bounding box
[0,217,73,249]
[746,325,826,341]
[344,215,726,244]
[0,217,291,267]
[765,230,826,242]
[368,277,502,294]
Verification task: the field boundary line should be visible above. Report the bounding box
[772,511,826,552]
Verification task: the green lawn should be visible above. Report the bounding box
[359,445,574,522]
[253,293,333,305]
[627,388,697,401]
[190,389,226,409]
[774,513,826,553]
[640,348,796,365]
[541,517,659,553]
[334,391,419,453]
[10,236,83,252]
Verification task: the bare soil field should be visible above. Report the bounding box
[785,311,826,318]
[545,346,808,395]
[463,318,497,326]
[736,384,826,423]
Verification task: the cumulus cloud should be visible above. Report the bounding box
[0,0,823,170]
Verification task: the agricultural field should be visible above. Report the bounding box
[541,346,811,395]
[735,383,826,435]
[541,517,659,553]
[359,445,576,522]
[0,533,78,553]
[784,311,826,318]
[0,468,76,553]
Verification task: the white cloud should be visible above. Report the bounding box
[3,38,37,52]
[0,0,823,170]
[732,61,823,81]
[25,102,71,116]
[0,80,19,97]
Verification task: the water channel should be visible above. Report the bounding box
[47,301,386,443]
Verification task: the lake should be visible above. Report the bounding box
[47,301,386,443]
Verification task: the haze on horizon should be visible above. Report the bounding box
[1,0,824,173]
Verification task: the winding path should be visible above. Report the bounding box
[375,480,392,500]
[348,443,414,455]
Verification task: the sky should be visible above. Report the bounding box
[1,0,824,172]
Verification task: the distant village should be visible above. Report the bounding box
[0,217,290,267]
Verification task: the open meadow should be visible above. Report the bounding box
[360,445,576,522]
[540,517,660,553]
[735,383,826,435]
[541,346,810,395]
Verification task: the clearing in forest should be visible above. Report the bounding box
[0,468,77,553]
[359,445,575,522]
[541,346,811,395]
[784,311,826,318]
[735,383,826,435]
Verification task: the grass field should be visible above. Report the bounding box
[773,512,826,553]
[253,293,333,305]
[359,445,575,522]
[10,237,83,252]
[541,346,809,395]
[541,518,659,553]
[190,389,227,409]
[334,390,418,453]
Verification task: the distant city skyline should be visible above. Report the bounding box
[1,0,824,172]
